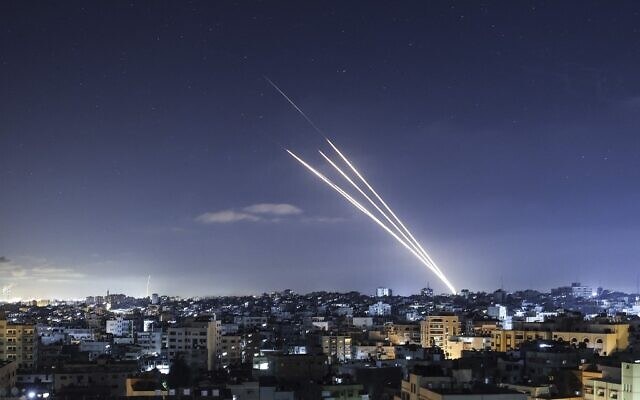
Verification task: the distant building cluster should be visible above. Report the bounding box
[0,283,640,399]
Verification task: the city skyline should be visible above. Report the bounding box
[2,2,640,299]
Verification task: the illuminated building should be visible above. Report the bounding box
[444,336,491,360]
[321,335,352,362]
[490,322,628,355]
[580,362,640,400]
[571,282,593,299]
[385,323,421,345]
[420,315,460,356]
[105,316,134,338]
[0,318,37,370]
[219,335,242,368]
[369,301,392,316]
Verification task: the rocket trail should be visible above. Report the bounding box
[264,77,325,137]
[287,150,455,293]
[267,79,456,293]
[318,150,428,261]
[265,78,436,268]
[325,138,447,279]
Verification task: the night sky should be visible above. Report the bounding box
[2,1,640,299]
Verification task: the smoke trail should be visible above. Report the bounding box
[318,150,428,262]
[266,79,456,293]
[325,138,447,279]
[287,150,455,293]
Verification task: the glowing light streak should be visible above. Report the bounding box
[287,150,455,293]
[318,149,427,262]
[325,138,447,280]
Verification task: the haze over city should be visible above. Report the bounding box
[2,2,640,299]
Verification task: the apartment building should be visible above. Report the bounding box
[420,315,460,356]
[0,318,37,370]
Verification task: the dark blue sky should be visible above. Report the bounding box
[1,1,640,298]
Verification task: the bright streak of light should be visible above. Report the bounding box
[266,79,456,293]
[318,150,427,264]
[325,138,447,280]
[287,150,455,293]
[264,77,324,135]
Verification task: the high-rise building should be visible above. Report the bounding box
[420,315,460,355]
[376,287,392,297]
[321,335,352,362]
[0,318,37,370]
[167,318,221,371]
[151,293,159,305]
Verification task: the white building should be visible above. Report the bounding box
[136,329,163,356]
[352,317,373,328]
[571,282,593,298]
[488,305,507,321]
[368,301,391,316]
[106,316,134,338]
[376,287,393,297]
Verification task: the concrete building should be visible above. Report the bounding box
[444,336,491,360]
[369,302,391,316]
[234,316,268,328]
[352,344,395,360]
[321,335,352,362]
[136,329,163,356]
[487,305,507,321]
[167,318,221,371]
[386,323,421,345]
[420,316,460,355]
[106,316,134,338]
[580,362,640,400]
[53,359,138,398]
[0,318,37,370]
[79,341,110,360]
[0,360,17,392]
[377,287,393,297]
[219,335,242,368]
[352,317,374,328]
[571,282,593,299]
[490,322,629,355]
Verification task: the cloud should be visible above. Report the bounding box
[196,210,262,224]
[243,203,302,216]
[196,203,303,224]
[301,216,346,223]
[0,257,86,282]
[196,203,343,225]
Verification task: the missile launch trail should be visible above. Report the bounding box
[325,138,447,279]
[267,78,456,293]
[287,150,454,292]
[264,77,325,136]
[318,150,428,262]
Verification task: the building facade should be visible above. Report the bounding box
[420,316,460,355]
